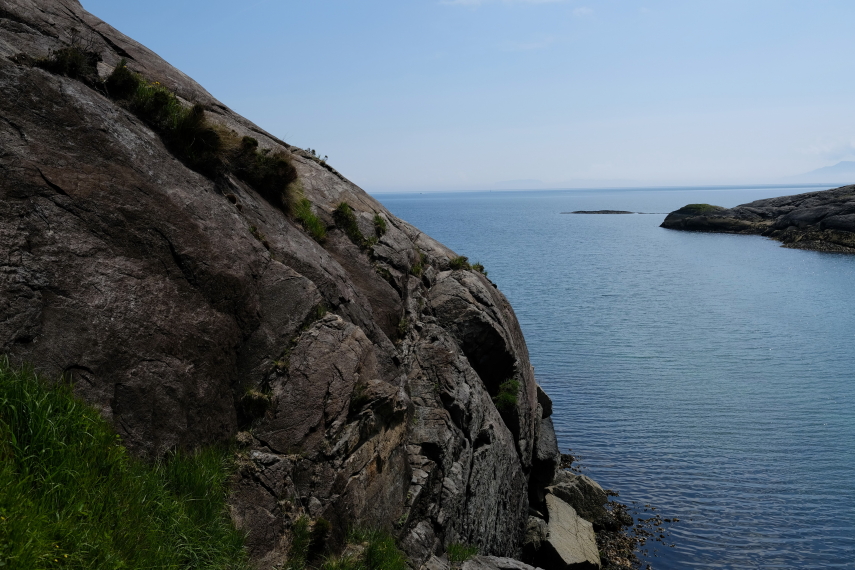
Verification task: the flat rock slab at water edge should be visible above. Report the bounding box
[660,185,855,253]
[534,495,601,570]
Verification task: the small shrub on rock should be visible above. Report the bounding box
[493,378,520,413]
[373,214,388,237]
[104,58,140,99]
[449,256,471,270]
[471,262,487,277]
[34,33,99,81]
[229,136,298,210]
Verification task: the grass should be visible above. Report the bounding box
[373,215,387,238]
[0,357,248,570]
[292,193,328,243]
[410,251,428,277]
[492,378,520,413]
[285,523,407,570]
[334,203,377,249]
[449,256,471,270]
[446,543,478,564]
[471,263,487,277]
[248,225,270,250]
[397,317,410,340]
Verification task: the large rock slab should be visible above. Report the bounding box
[534,495,600,570]
[462,555,544,570]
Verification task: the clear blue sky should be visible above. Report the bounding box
[81,0,855,191]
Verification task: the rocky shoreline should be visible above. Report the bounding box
[0,2,639,569]
[660,185,855,253]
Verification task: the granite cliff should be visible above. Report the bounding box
[660,185,855,253]
[0,1,617,568]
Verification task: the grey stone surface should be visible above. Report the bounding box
[536,384,552,418]
[0,1,563,567]
[522,516,549,561]
[462,555,544,570]
[535,495,601,570]
[661,185,855,253]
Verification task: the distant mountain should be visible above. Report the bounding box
[789,161,855,183]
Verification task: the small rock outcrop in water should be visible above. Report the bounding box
[660,186,855,253]
[563,210,635,214]
[0,2,625,568]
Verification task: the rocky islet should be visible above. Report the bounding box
[660,185,855,253]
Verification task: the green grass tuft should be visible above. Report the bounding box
[373,214,388,238]
[287,516,313,570]
[350,529,408,570]
[492,378,520,413]
[334,203,371,249]
[449,256,471,271]
[447,543,479,564]
[293,196,328,243]
[286,525,407,570]
[0,357,248,570]
[471,262,487,277]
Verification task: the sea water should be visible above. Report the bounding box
[376,185,855,570]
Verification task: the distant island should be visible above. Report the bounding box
[561,210,664,214]
[563,210,635,214]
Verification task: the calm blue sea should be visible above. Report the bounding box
[376,185,855,570]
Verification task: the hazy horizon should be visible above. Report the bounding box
[82,0,855,193]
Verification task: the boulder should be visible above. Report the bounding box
[548,472,607,526]
[536,385,552,418]
[529,417,560,507]
[534,495,600,570]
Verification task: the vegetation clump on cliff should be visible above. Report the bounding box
[334,202,378,249]
[285,519,408,570]
[0,359,248,570]
[492,378,520,412]
[32,33,100,83]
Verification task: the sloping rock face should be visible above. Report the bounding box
[660,186,855,253]
[0,1,559,567]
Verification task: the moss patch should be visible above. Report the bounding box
[676,203,724,215]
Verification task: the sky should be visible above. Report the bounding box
[81,0,855,192]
